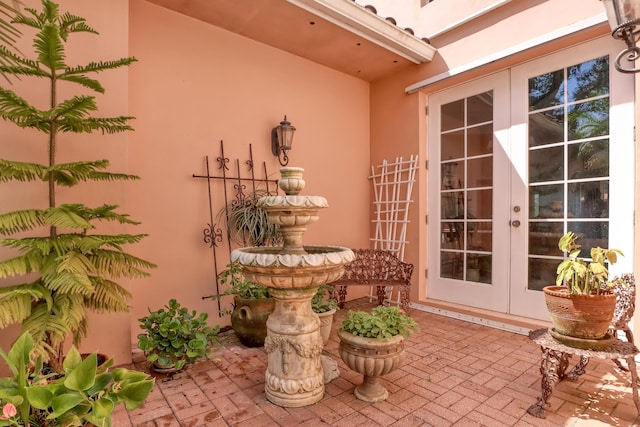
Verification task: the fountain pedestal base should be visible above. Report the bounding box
[263,287,325,407]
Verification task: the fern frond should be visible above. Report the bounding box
[47,160,140,186]
[42,269,94,295]
[58,12,97,40]
[51,94,96,120]
[90,249,155,279]
[85,278,131,312]
[63,58,137,76]
[0,159,48,182]
[44,205,93,230]
[0,281,52,327]
[0,286,34,328]
[22,301,69,361]
[58,115,134,134]
[0,87,48,130]
[0,45,44,70]
[35,22,66,71]
[0,251,46,277]
[84,233,151,251]
[53,204,136,227]
[57,74,103,93]
[12,9,44,31]
[0,209,46,235]
[84,204,141,224]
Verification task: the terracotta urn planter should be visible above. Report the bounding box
[543,285,617,347]
[231,296,275,347]
[337,329,406,402]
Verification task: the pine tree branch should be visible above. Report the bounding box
[0,159,48,183]
[35,22,66,71]
[0,209,46,235]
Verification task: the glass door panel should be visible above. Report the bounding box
[510,36,634,321]
[439,92,494,283]
[428,70,510,313]
[527,56,610,292]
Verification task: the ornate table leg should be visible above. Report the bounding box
[627,356,640,416]
[527,347,570,418]
[566,355,589,380]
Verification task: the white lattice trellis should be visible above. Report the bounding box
[369,155,419,305]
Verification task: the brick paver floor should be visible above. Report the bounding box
[114,298,640,426]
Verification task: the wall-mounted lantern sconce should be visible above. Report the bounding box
[271,115,296,166]
[602,0,640,73]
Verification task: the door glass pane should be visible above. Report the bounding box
[526,55,610,292]
[569,139,609,178]
[468,124,493,156]
[440,92,493,283]
[529,108,564,146]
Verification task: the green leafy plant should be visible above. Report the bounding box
[137,299,219,372]
[556,231,623,295]
[219,190,281,247]
[0,0,156,371]
[340,306,419,340]
[217,261,270,300]
[0,332,154,427]
[311,284,338,314]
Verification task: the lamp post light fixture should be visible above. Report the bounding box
[602,0,640,73]
[271,115,296,166]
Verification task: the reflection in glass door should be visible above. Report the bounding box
[439,94,494,284]
[527,56,611,291]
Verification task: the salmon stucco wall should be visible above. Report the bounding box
[126,0,371,348]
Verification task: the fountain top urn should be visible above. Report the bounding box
[230,167,354,289]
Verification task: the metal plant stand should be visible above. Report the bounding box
[527,328,640,418]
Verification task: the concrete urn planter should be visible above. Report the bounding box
[317,308,336,346]
[338,329,406,402]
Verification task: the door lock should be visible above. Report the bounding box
[511,220,521,227]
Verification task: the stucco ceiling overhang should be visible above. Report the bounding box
[145,0,436,82]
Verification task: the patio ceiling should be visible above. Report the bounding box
[145,0,437,82]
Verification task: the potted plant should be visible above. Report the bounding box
[311,284,339,346]
[217,262,274,347]
[0,0,155,371]
[338,306,419,402]
[137,299,220,373]
[219,189,281,247]
[0,332,154,426]
[543,231,624,348]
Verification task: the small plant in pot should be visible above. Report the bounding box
[544,231,624,349]
[217,262,274,347]
[137,299,220,373]
[311,284,339,346]
[338,306,419,402]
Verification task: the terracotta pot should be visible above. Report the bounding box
[316,308,336,346]
[338,329,405,402]
[543,285,617,340]
[231,296,275,347]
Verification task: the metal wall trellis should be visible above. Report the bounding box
[192,140,279,315]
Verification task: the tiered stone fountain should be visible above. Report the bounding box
[231,167,354,407]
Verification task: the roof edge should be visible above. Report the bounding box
[286,0,437,64]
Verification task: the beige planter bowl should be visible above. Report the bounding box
[338,329,406,402]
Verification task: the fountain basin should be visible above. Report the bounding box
[231,246,354,289]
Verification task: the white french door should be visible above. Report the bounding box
[427,37,635,320]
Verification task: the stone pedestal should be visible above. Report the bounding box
[263,287,324,407]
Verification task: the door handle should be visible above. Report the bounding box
[511,220,521,227]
